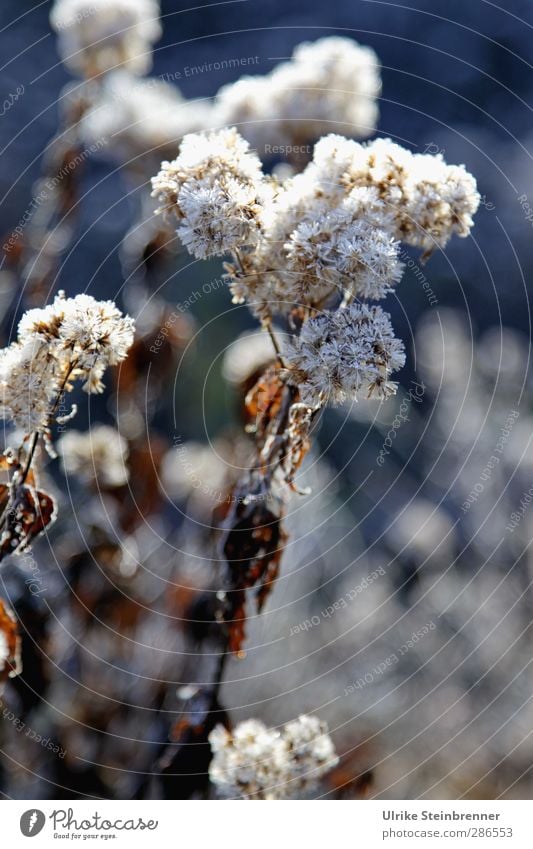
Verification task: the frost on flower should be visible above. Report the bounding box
[209,715,338,799]
[286,202,400,301]
[284,303,406,406]
[58,425,129,488]
[213,36,381,152]
[0,293,135,435]
[312,134,480,251]
[151,128,273,259]
[0,338,61,434]
[50,0,162,78]
[0,598,21,694]
[153,128,477,321]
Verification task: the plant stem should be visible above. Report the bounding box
[212,646,229,701]
[265,320,285,367]
[20,431,39,485]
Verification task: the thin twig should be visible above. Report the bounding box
[264,320,285,368]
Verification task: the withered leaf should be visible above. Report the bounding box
[0,485,57,557]
[0,598,22,688]
[245,365,286,439]
[221,496,287,654]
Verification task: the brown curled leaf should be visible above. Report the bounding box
[0,598,22,689]
[245,364,286,439]
[220,494,287,653]
[0,485,57,558]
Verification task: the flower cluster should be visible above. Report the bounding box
[213,37,381,152]
[0,293,135,435]
[283,303,406,405]
[154,128,478,327]
[50,0,162,78]
[152,128,478,410]
[208,715,338,799]
[151,128,273,259]
[69,37,380,168]
[58,425,129,488]
[311,135,480,251]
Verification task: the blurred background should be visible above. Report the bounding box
[0,0,533,800]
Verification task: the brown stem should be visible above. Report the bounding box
[264,320,285,368]
[212,644,229,701]
[20,431,39,486]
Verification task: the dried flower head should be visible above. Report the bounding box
[283,303,406,406]
[279,189,403,306]
[58,425,129,488]
[50,0,162,78]
[0,338,61,433]
[19,292,135,393]
[155,128,477,321]
[213,36,380,152]
[209,714,338,799]
[151,128,273,259]
[0,293,134,435]
[312,134,480,250]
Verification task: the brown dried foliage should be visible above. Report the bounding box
[0,455,56,560]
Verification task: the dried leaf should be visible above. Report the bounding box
[221,495,287,653]
[0,485,57,557]
[0,598,22,689]
[245,365,286,439]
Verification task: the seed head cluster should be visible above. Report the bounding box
[0,293,135,435]
[58,424,130,488]
[208,715,338,799]
[284,303,406,405]
[152,127,478,406]
[151,128,273,260]
[50,0,162,78]
[213,36,381,150]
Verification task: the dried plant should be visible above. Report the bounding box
[0,293,134,563]
[0,0,487,802]
[149,124,479,788]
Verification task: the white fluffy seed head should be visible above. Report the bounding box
[284,303,406,406]
[151,128,273,258]
[311,134,480,250]
[209,715,338,799]
[80,71,213,163]
[58,425,129,487]
[50,0,162,78]
[0,294,135,435]
[213,36,381,152]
